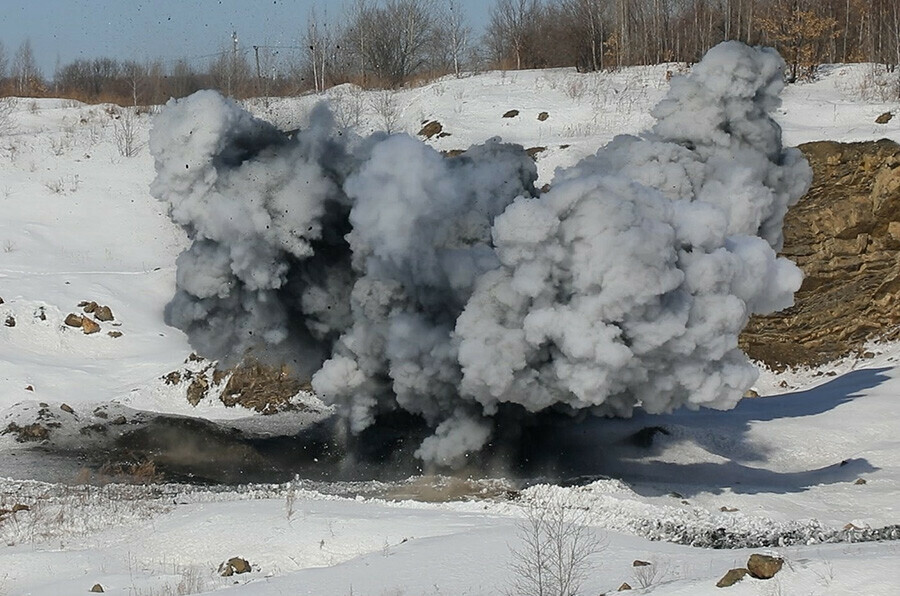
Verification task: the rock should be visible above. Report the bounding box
[64,313,84,327]
[743,389,759,398]
[219,557,251,576]
[537,111,549,121]
[187,375,210,406]
[4,315,15,327]
[525,146,546,160]
[219,357,305,414]
[668,492,684,499]
[12,503,29,512]
[617,582,632,591]
[742,140,900,368]
[110,415,127,425]
[94,409,108,419]
[163,371,182,385]
[502,109,519,118]
[35,307,46,321]
[82,317,101,334]
[2,422,49,442]
[108,331,123,338]
[25,385,33,392]
[90,584,104,593]
[441,149,465,158]
[437,131,452,138]
[418,120,443,139]
[60,403,74,414]
[80,300,98,313]
[875,111,893,124]
[716,568,749,587]
[746,554,783,579]
[94,305,114,321]
[632,560,651,567]
[0,296,3,304]
[720,506,739,512]
[855,478,867,485]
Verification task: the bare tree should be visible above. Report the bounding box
[209,32,252,97]
[305,5,335,92]
[121,61,148,106]
[0,41,8,87]
[564,0,609,71]
[170,59,201,99]
[440,0,472,77]
[12,39,42,96]
[487,0,541,70]
[111,107,143,157]
[508,490,605,596]
[354,0,437,87]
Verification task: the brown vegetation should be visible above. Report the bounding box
[1,0,898,105]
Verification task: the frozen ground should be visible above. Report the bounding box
[0,62,899,594]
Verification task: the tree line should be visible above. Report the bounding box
[0,0,898,105]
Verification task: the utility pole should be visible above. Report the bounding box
[254,45,262,96]
[231,30,239,97]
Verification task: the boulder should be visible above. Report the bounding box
[876,111,893,124]
[64,313,84,327]
[632,560,651,567]
[537,111,549,121]
[82,317,101,334]
[617,582,632,591]
[90,584,104,593]
[60,403,74,414]
[94,305,114,321]
[418,120,443,139]
[502,109,519,118]
[219,557,251,576]
[716,568,749,588]
[746,554,783,579]
[4,315,15,327]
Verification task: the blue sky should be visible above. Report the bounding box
[0,0,492,76]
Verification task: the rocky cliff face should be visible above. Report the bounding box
[741,139,900,369]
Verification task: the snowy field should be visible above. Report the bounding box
[1,57,899,595]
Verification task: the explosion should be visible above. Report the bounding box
[150,42,811,468]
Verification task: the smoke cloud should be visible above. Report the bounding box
[150,42,811,468]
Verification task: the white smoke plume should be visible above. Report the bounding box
[150,42,811,468]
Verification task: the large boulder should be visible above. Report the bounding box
[746,554,783,579]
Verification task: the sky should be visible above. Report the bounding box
[0,0,492,76]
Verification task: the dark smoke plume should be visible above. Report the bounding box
[150,42,811,467]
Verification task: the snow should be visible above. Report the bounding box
[0,60,899,594]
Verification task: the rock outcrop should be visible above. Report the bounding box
[742,139,900,368]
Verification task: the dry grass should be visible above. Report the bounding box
[219,358,305,414]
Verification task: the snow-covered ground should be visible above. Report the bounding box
[1,63,899,595]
